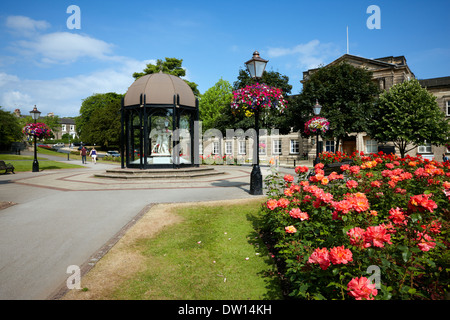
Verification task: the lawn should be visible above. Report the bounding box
[0,148,109,172]
[0,152,85,172]
[4,160,85,172]
[0,154,46,160]
[64,199,283,300]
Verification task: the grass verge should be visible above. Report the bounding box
[4,160,85,172]
[0,154,46,160]
[62,199,283,300]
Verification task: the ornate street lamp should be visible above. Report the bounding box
[29,105,41,172]
[245,51,268,80]
[245,51,268,195]
[313,99,322,116]
[313,100,322,165]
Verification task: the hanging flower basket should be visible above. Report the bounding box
[230,83,288,117]
[304,116,330,135]
[23,123,52,139]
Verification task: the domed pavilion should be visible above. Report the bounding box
[120,72,199,169]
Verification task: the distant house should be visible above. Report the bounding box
[55,118,77,140]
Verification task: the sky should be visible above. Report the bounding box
[0,0,449,117]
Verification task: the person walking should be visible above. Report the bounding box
[90,147,97,164]
[80,146,87,164]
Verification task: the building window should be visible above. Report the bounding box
[366,140,378,154]
[418,141,432,153]
[446,100,450,116]
[238,140,246,155]
[325,140,335,153]
[290,140,299,154]
[62,124,66,132]
[273,140,282,155]
[70,125,75,132]
[259,139,266,155]
[212,141,220,155]
[225,141,233,155]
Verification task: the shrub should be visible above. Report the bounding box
[260,151,449,300]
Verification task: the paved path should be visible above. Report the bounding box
[0,153,311,300]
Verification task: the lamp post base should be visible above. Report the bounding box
[249,164,263,195]
[314,156,320,166]
[32,159,39,172]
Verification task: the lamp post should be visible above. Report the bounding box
[245,51,268,195]
[30,105,41,172]
[313,100,322,166]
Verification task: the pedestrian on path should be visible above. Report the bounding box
[90,147,97,164]
[80,146,87,164]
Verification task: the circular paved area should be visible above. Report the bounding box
[10,164,256,191]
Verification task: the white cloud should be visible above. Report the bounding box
[15,32,115,64]
[1,15,157,116]
[5,15,50,37]
[0,58,154,116]
[267,40,340,70]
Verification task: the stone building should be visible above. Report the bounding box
[54,118,77,140]
[202,54,450,165]
[418,76,450,161]
[301,54,416,160]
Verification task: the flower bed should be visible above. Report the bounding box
[261,151,449,300]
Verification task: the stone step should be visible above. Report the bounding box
[94,167,225,179]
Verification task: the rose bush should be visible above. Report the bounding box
[261,151,449,300]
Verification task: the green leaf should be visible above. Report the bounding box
[401,247,411,263]
[313,293,326,300]
[410,213,422,223]
[408,288,416,295]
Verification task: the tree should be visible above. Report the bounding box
[214,69,293,134]
[0,107,22,150]
[133,57,200,96]
[368,78,450,158]
[290,62,380,151]
[77,92,123,148]
[198,78,233,132]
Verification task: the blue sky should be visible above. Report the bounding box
[1,0,449,117]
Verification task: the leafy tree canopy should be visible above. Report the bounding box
[290,62,380,148]
[198,78,233,132]
[77,92,123,149]
[0,106,23,149]
[133,57,200,97]
[368,78,450,158]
